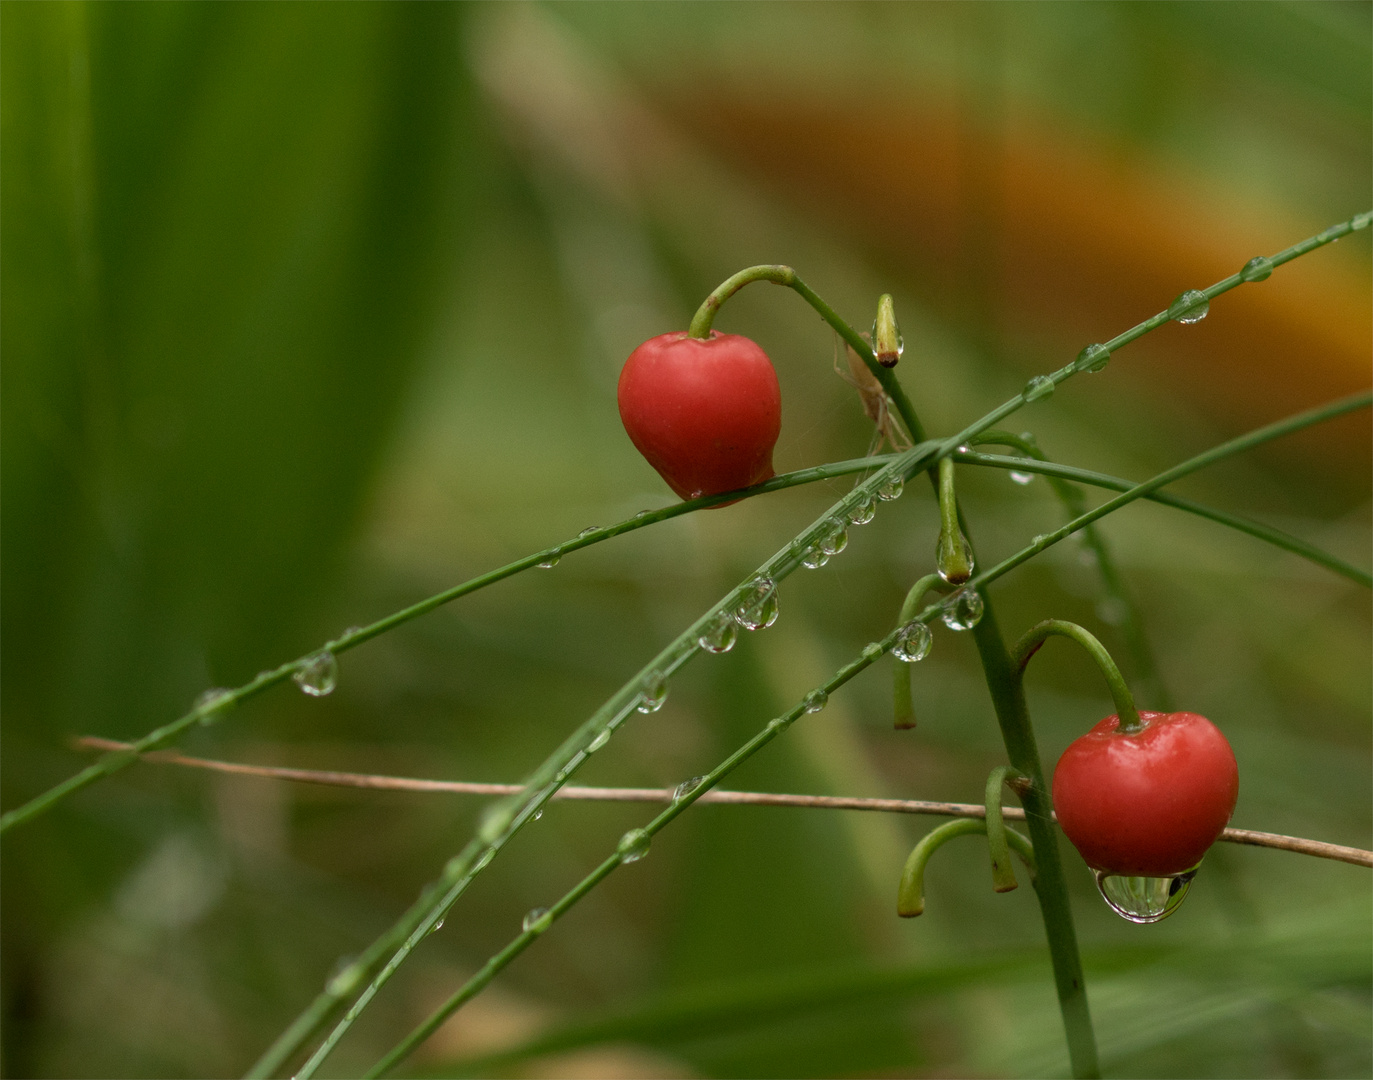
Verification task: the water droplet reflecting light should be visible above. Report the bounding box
[673,776,706,803]
[294,651,338,697]
[618,829,651,863]
[819,521,848,557]
[1075,343,1111,374]
[523,907,551,932]
[194,688,234,725]
[1239,256,1272,283]
[892,621,932,663]
[698,615,737,654]
[1168,289,1209,324]
[734,578,779,630]
[941,588,985,631]
[636,672,668,713]
[849,497,877,525]
[1093,866,1197,923]
[877,476,904,502]
[802,689,829,714]
[1009,470,1035,485]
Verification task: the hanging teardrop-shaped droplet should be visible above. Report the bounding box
[1023,375,1055,402]
[802,689,829,714]
[1239,256,1273,283]
[936,528,975,585]
[698,614,738,654]
[538,553,561,569]
[1075,343,1111,374]
[673,775,707,803]
[877,475,904,502]
[1168,289,1209,324]
[588,728,612,753]
[849,497,877,526]
[734,577,779,630]
[1093,866,1197,923]
[522,907,551,932]
[940,588,985,631]
[618,828,652,863]
[801,545,829,570]
[293,651,338,697]
[194,688,234,725]
[892,621,933,662]
[636,672,669,713]
[1009,470,1035,485]
[819,521,848,557]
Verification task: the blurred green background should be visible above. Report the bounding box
[3,3,1370,1077]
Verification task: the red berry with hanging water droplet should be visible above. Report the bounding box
[618,331,781,502]
[1052,711,1238,877]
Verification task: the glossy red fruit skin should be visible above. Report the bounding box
[1052,711,1238,876]
[618,331,781,502]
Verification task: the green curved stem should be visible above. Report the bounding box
[893,573,947,730]
[956,448,1372,589]
[685,263,926,443]
[897,818,1036,918]
[985,766,1024,893]
[969,431,1171,709]
[1014,620,1141,733]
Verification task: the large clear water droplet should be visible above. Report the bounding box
[587,728,611,753]
[941,588,984,631]
[1023,375,1055,402]
[802,689,828,714]
[673,775,706,803]
[892,621,932,662]
[294,651,338,697]
[800,545,829,569]
[538,553,561,569]
[1093,866,1197,923]
[698,614,738,654]
[194,688,234,725]
[1009,470,1035,485]
[1239,256,1273,283]
[877,476,904,502]
[734,577,779,630]
[636,672,668,713]
[523,907,551,932]
[618,828,652,863]
[849,497,877,526]
[1168,289,1209,324]
[819,521,848,557]
[1075,343,1111,374]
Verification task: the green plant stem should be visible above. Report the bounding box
[1012,621,1142,732]
[366,626,912,1079]
[965,390,1373,597]
[985,765,1023,893]
[897,818,1036,918]
[970,431,1170,709]
[893,573,947,729]
[955,448,1372,589]
[968,602,1100,1078]
[685,264,925,443]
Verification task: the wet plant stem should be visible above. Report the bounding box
[969,601,1101,1079]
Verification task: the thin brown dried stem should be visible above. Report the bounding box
[74,737,1372,868]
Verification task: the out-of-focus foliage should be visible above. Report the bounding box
[2,4,1368,1078]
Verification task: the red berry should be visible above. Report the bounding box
[618,331,781,502]
[1052,711,1238,876]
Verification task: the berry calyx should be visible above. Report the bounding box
[617,331,781,502]
[1052,711,1238,877]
